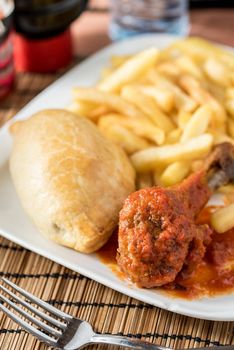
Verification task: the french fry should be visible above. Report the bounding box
[218,184,234,195]
[204,81,225,103]
[169,37,221,63]
[191,159,204,172]
[131,133,213,172]
[120,118,165,145]
[121,85,175,132]
[71,38,234,195]
[67,101,96,116]
[168,37,234,71]
[212,132,234,145]
[156,46,181,63]
[148,70,198,112]
[175,55,203,80]
[177,110,191,129]
[227,118,234,139]
[110,55,130,68]
[139,85,174,113]
[180,104,212,143]
[219,51,234,71]
[87,105,111,121]
[226,100,234,118]
[100,67,113,79]
[160,161,190,187]
[166,128,182,144]
[157,62,181,80]
[73,87,146,120]
[153,167,165,186]
[98,113,165,145]
[211,204,234,233]
[226,88,234,100]
[98,48,159,92]
[203,57,231,87]
[179,75,227,127]
[98,119,150,154]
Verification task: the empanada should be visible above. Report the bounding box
[9,110,135,253]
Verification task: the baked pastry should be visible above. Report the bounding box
[9,109,135,253]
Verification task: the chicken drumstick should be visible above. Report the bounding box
[117,143,234,288]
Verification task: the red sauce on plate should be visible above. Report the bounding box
[97,206,234,299]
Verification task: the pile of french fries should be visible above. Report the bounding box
[68,37,234,234]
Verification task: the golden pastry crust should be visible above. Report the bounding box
[9,109,135,253]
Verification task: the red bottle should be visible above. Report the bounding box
[13,0,88,73]
[0,1,14,99]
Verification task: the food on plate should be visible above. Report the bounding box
[131,133,213,172]
[98,47,159,92]
[8,36,234,300]
[68,36,234,295]
[117,143,234,288]
[9,109,135,253]
[211,204,234,234]
[69,37,234,191]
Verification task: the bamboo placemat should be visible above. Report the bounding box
[0,68,234,350]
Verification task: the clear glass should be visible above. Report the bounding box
[109,0,189,41]
[0,0,14,99]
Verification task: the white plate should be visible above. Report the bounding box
[0,34,233,321]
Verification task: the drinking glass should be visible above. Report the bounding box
[109,0,189,41]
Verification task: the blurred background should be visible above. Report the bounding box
[0,0,234,101]
[72,0,234,56]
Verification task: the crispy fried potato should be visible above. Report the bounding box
[180,104,212,143]
[98,48,158,92]
[204,57,231,87]
[160,161,190,187]
[87,105,111,121]
[111,55,130,68]
[67,101,96,116]
[121,85,174,132]
[98,113,165,145]
[211,204,234,233]
[218,184,234,195]
[177,111,191,129]
[175,55,203,80]
[70,37,234,198]
[226,88,234,100]
[98,118,150,154]
[149,70,198,112]
[131,134,213,172]
[157,62,181,80]
[140,85,174,113]
[179,75,227,128]
[169,37,222,63]
[227,118,234,139]
[73,87,145,119]
[226,100,234,118]
[212,131,234,145]
[166,128,182,144]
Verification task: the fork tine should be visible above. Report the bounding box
[0,301,58,348]
[0,294,62,338]
[0,285,66,331]
[1,278,72,321]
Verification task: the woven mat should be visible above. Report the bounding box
[0,71,234,350]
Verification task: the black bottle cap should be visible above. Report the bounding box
[13,0,88,39]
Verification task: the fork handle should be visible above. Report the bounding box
[91,333,169,349]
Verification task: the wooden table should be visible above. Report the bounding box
[0,3,234,350]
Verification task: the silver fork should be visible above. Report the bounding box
[0,278,233,350]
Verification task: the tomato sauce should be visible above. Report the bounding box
[97,206,234,299]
